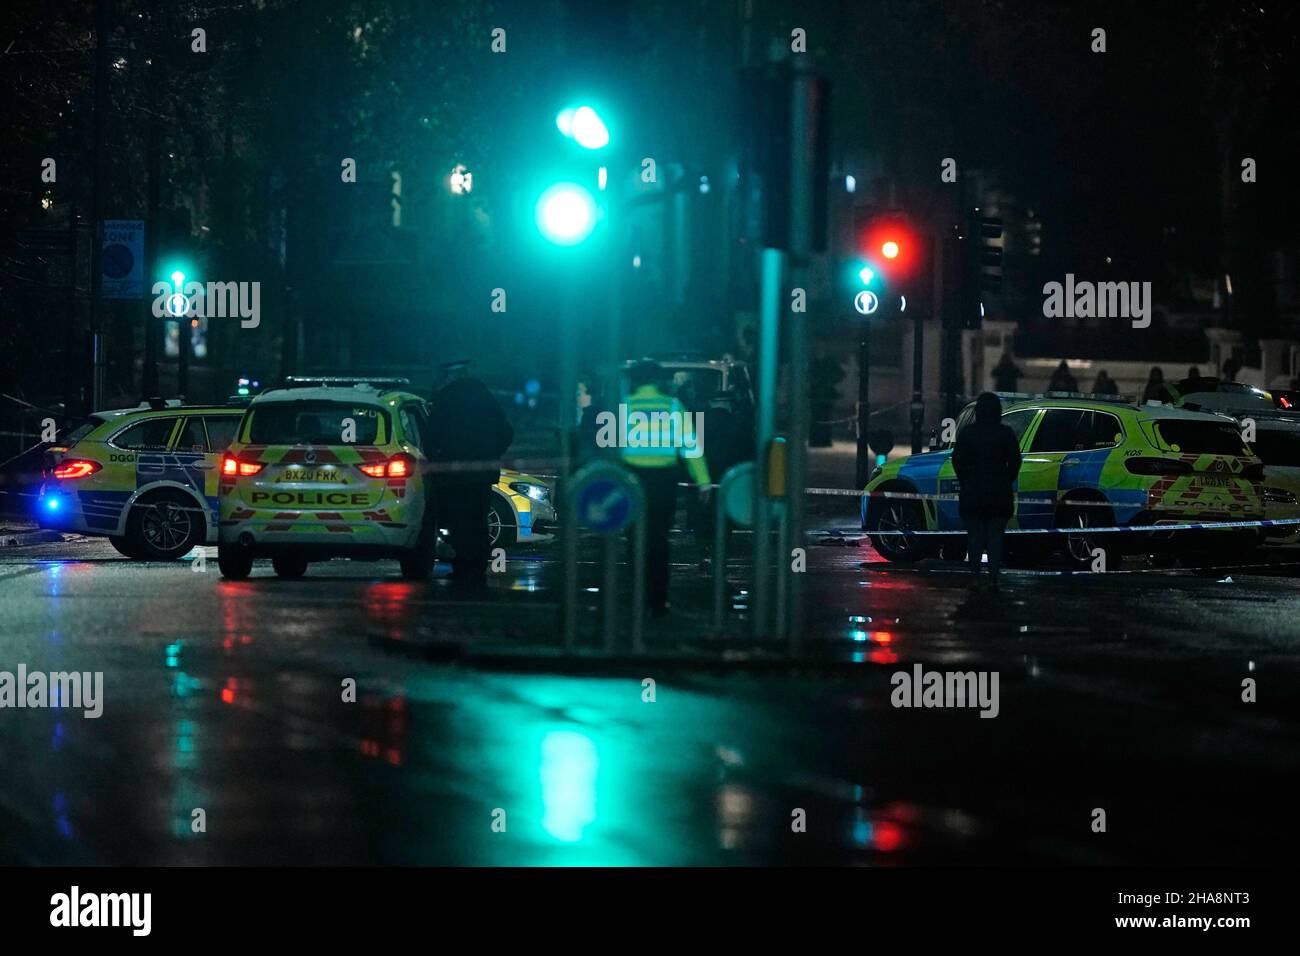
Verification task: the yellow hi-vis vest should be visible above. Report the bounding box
[617,385,711,487]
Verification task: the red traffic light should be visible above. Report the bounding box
[856,215,918,281]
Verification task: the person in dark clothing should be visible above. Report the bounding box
[427,360,514,584]
[991,351,1022,393]
[1091,369,1119,395]
[1047,360,1078,393]
[1141,366,1166,403]
[952,392,1022,591]
[687,387,754,552]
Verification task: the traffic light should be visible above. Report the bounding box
[855,210,919,285]
[555,105,610,151]
[534,103,612,247]
[977,214,1003,290]
[737,65,831,251]
[535,183,597,246]
[159,260,195,317]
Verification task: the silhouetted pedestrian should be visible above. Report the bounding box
[1091,369,1119,395]
[1048,360,1078,393]
[1142,366,1166,403]
[427,360,514,585]
[992,350,1023,392]
[952,392,1022,591]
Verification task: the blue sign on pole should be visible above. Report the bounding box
[576,478,634,534]
[571,462,641,536]
[100,219,144,299]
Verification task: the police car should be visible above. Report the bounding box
[1163,380,1300,547]
[492,469,555,545]
[217,378,438,579]
[37,400,243,559]
[862,394,1265,568]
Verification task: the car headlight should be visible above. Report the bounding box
[510,481,549,503]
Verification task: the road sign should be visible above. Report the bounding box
[721,462,757,528]
[100,220,144,298]
[571,461,641,535]
[854,290,879,315]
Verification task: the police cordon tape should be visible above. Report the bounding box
[855,517,1300,536]
[16,450,1297,538]
[805,485,1295,535]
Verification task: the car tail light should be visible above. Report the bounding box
[221,455,263,478]
[52,459,101,480]
[1241,462,1265,482]
[360,454,415,479]
[1125,457,1192,477]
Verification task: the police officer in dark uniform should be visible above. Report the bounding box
[427,360,514,585]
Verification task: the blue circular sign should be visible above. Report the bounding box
[576,477,634,534]
[103,243,134,279]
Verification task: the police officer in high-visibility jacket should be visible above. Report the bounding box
[616,361,711,617]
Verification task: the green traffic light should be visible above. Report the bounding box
[555,104,609,150]
[859,265,875,285]
[536,183,597,245]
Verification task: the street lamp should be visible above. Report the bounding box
[449,163,472,194]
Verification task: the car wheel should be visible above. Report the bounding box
[867,498,933,563]
[127,492,203,560]
[272,554,309,578]
[1059,503,1113,571]
[109,535,146,559]
[488,495,517,547]
[217,543,253,580]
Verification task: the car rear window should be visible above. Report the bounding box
[1251,429,1300,467]
[61,416,107,444]
[1153,420,1250,456]
[113,417,178,450]
[245,402,386,445]
[204,415,240,451]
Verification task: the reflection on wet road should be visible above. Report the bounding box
[1,534,1298,865]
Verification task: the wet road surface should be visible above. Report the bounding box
[1,521,1298,865]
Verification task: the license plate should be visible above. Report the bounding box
[1192,476,1229,488]
[278,468,338,482]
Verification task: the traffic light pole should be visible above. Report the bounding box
[911,295,924,454]
[783,59,820,649]
[752,247,782,639]
[855,329,871,488]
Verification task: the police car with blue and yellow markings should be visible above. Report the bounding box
[862,394,1265,568]
[37,400,244,560]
